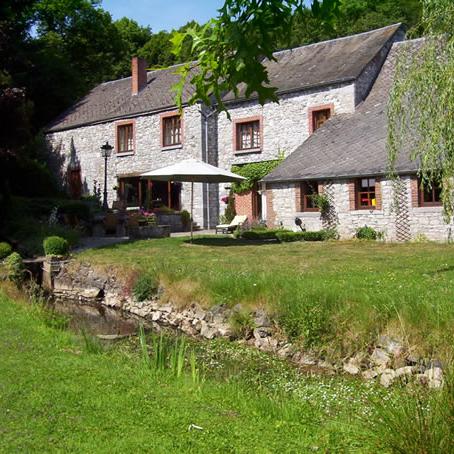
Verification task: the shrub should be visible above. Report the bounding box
[5,252,25,285]
[355,225,379,240]
[180,210,191,229]
[301,231,326,241]
[133,273,158,301]
[321,228,338,240]
[276,231,305,242]
[43,236,70,256]
[0,242,12,260]
[229,309,255,338]
[241,228,288,241]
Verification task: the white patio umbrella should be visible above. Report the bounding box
[141,159,245,241]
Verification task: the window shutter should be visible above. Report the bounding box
[348,180,356,210]
[410,177,419,207]
[375,180,382,210]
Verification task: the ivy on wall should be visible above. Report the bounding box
[231,157,284,194]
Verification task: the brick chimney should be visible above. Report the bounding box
[131,57,147,95]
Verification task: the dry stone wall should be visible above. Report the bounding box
[51,260,444,388]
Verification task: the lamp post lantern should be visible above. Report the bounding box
[100,141,113,210]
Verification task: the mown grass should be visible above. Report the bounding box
[78,237,454,359]
[0,289,403,453]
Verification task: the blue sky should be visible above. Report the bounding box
[102,0,225,32]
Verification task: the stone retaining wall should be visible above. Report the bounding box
[51,259,444,388]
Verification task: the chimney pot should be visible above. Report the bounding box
[131,57,147,95]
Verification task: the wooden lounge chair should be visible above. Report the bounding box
[215,215,247,234]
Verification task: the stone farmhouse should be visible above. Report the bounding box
[46,23,453,240]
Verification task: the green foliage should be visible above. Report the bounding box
[171,0,341,111]
[241,228,287,240]
[0,242,12,260]
[4,252,25,285]
[222,191,236,223]
[138,326,198,381]
[388,0,454,221]
[302,230,328,241]
[276,231,305,242]
[355,225,379,240]
[231,159,283,194]
[43,236,69,256]
[365,371,454,452]
[180,210,191,229]
[229,310,255,338]
[133,273,158,301]
[310,193,330,213]
[171,0,421,112]
[278,293,335,347]
[81,329,104,354]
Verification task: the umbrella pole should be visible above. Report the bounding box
[190,181,194,243]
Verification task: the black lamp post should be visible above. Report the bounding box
[100,141,113,210]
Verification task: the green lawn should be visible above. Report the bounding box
[78,237,454,359]
[0,290,399,453]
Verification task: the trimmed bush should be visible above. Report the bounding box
[276,231,305,242]
[5,252,25,285]
[301,231,326,241]
[241,228,289,240]
[355,225,379,240]
[43,236,70,256]
[0,242,12,260]
[133,273,158,301]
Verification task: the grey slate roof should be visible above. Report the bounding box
[222,23,403,102]
[47,64,198,132]
[263,39,422,183]
[47,24,403,133]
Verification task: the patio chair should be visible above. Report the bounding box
[215,215,247,234]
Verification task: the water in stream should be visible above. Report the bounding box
[52,300,141,337]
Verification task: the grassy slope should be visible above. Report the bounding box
[78,237,454,357]
[1,291,385,453]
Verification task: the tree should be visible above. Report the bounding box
[112,18,152,78]
[172,0,341,112]
[388,0,454,220]
[171,0,422,112]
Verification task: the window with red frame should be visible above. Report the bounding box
[311,108,331,132]
[300,181,319,211]
[236,120,261,150]
[356,178,376,209]
[419,179,442,206]
[162,115,181,147]
[117,123,134,153]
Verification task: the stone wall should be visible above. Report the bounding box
[268,176,454,241]
[49,260,444,388]
[46,105,217,227]
[216,83,357,218]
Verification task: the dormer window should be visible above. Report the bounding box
[162,114,182,148]
[308,104,334,134]
[116,121,135,154]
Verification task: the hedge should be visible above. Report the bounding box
[241,229,289,240]
[275,231,305,242]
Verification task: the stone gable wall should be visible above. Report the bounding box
[46,105,216,226]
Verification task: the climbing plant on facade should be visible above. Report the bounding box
[388,0,454,222]
[231,158,284,194]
